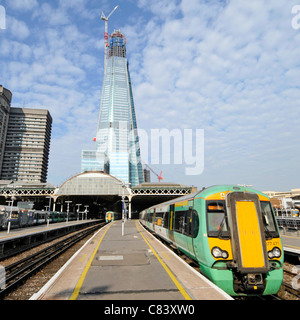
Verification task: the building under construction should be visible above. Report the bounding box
[82,8,144,187]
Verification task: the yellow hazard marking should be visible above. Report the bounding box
[70,222,115,300]
[136,220,192,300]
[284,244,300,250]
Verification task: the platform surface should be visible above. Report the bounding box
[32,219,232,300]
[281,234,300,255]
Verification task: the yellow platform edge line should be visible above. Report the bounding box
[70,222,115,300]
[284,244,300,250]
[136,221,192,300]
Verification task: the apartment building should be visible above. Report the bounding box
[0,106,52,183]
[0,85,12,172]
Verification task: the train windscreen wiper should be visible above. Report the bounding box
[217,216,230,239]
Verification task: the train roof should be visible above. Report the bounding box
[140,185,269,212]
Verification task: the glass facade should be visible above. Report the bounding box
[82,30,144,187]
[81,150,104,172]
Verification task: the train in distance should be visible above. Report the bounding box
[0,206,78,229]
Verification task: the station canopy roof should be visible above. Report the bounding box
[55,171,131,197]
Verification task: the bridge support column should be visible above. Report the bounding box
[128,195,133,220]
[51,196,59,212]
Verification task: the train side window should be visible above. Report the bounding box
[163,211,169,228]
[174,210,184,233]
[155,212,164,226]
[174,210,194,237]
[192,210,199,238]
[185,210,193,237]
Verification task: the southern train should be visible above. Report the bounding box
[105,211,121,223]
[139,185,283,296]
[0,206,78,229]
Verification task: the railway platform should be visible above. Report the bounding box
[281,234,300,256]
[31,219,232,300]
[0,219,100,241]
[0,220,101,260]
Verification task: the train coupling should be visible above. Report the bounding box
[243,273,264,293]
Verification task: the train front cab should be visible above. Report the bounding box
[106,212,114,223]
[202,190,283,296]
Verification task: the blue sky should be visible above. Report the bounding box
[0,0,300,192]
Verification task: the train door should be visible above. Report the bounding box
[186,204,196,257]
[168,204,175,243]
[226,192,268,273]
[148,208,155,231]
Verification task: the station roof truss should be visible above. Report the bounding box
[131,185,193,196]
[0,187,55,197]
[0,173,195,198]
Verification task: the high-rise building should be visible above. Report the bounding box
[82,30,144,187]
[0,108,52,183]
[0,85,12,172]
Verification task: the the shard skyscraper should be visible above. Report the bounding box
[82,30,144,187]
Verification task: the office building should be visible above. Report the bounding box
[82,30,144,186]
[143,169,151,183]
[0,107,52,183]
[0,85,12,172]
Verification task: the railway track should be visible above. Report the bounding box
[277,263,300,300]
[0,223,105,299]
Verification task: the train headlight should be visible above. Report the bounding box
[212,247,222,258]
[268,247,281,259]
[211,247,229,259]
[221,250,229,259]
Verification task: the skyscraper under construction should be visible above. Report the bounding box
[81,30,144,187]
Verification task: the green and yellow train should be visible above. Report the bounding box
[105,211,122,223]
[139,185,283,296]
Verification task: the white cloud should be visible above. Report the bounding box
[6,16,30,39]
[1,0,300,191]
[7,0,38,11]
[126,0,300,190]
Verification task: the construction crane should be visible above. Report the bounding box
[101,5,119,68]
[143,163,163,183]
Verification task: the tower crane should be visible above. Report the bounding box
[143,163,163,183]
[101,5,119,68]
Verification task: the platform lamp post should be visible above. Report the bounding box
[6,196,15,234]
[84,205,89,220]
[117,182,131,236]
[76,204,82,221]
[6,185,16,234]
[44,206,50,227]
[65,201,72,223]
[121,193,125,237]
[46,196,52,227]
[124,183,132,220]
